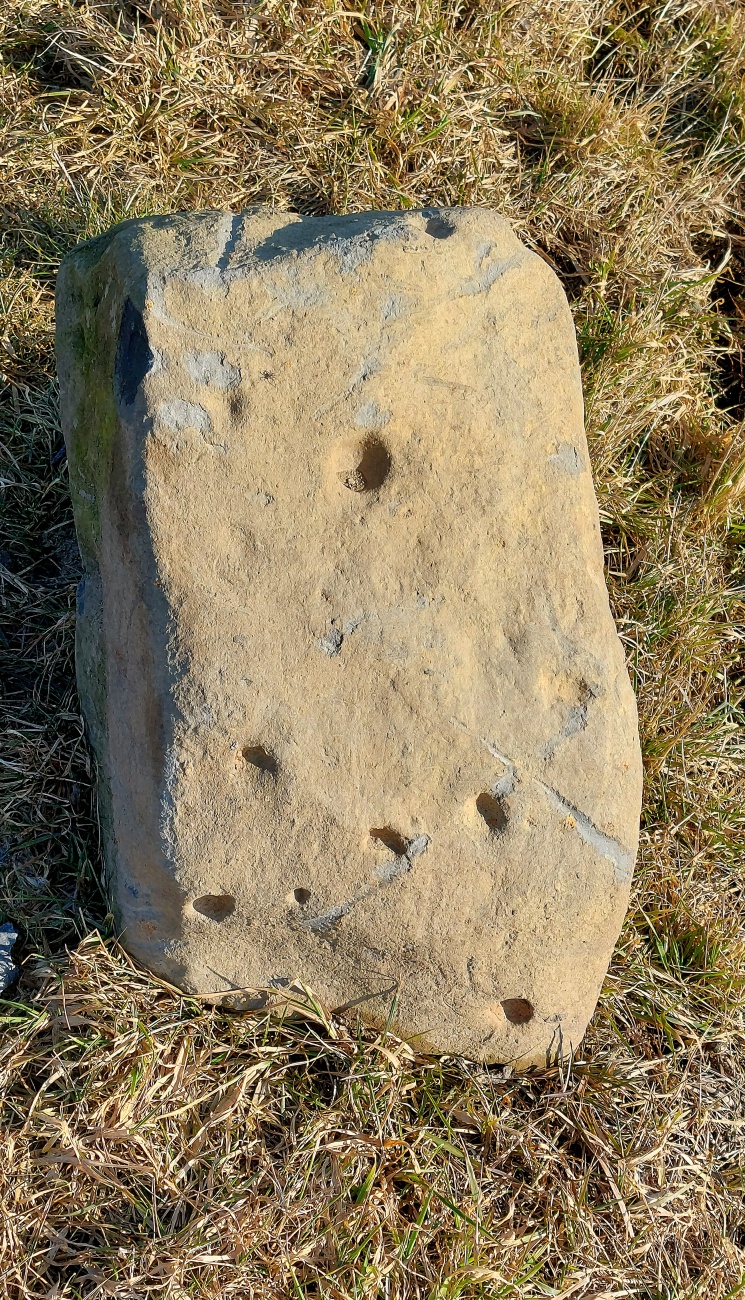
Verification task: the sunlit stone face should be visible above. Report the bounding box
[56,207,642,1067]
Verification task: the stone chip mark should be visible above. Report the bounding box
[459,252,523,297]
[355,400,391,430]
[308,899,356,935]
[407,834,430,858]
[543,703,588,759]
[543,681,599,759]
[317,626,343,657]
[373,856,411,883]
[183,351,241,389]
[157,399,212,434]
[537,781,634,883]
[549,442,585,475]
[347,355,381,394]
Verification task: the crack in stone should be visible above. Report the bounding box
[543,703,589,759]
[308,898,358,934]
[536,781,634,884]
[307,834,429,935]
[373,856,411,884]
[216,213,244,273]
[482,740,517,797]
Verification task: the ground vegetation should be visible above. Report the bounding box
[1,1,744,1295]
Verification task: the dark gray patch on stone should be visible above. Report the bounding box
[549,443,583,475]
[183,351,241,389]
[374,856,412,882]
[216,213,244,273]
[318,626,343,656]
[115,298,153,407]
[425,215,457,239]
[407,834,430,858]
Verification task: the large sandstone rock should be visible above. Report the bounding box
[56,208,642,1067]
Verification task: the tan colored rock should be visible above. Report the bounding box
[56,207,642,1067]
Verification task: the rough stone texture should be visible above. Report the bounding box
[56,207,642,1067]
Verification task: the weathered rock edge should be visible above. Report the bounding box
[56,207,643,1067]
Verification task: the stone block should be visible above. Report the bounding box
[56,208,642,1066]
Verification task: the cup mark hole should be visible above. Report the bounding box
[476,792,508,832]
[193,894,236,922]
[294,887,311,905]
[501,997,534,1025]
[339,435,391,492]
[241,744,277,775]
[370,826,409,856]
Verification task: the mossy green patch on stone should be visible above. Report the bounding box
[57,248,123,567]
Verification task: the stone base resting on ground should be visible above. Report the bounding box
[56,207,642,1068]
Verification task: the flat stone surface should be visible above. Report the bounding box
[56,207,642,1066]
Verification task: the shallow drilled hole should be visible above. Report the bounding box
[340,435,391,492]
[193,894,236,922]
[370,826,409,856]
[294,887,311,905]
[501,997,534,1025]
[476,791,508,832]
[241,744,277,775]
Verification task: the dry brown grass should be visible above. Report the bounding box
[1,0,745,1295]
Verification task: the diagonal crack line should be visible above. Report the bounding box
[537,781,635,884]
[307,837,429,934]
[482,739,517,796]
[307,897,359,934]
[216,213,244,273]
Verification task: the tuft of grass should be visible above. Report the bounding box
[1,0,745,1295]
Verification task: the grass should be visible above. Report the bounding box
[1,0,745,1294]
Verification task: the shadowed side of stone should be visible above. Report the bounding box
[115,298,153,407]
[56,229,191,980]
[56,207,643,1067]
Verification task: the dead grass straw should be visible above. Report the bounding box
[1,0,745,1295]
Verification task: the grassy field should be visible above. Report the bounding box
[1,0,745,1295]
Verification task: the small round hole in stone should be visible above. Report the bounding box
[241,744,277,775]
[370,826,409,856]
[294,887,311,905]
[501,997,534,1025]
[338,435,391,492]
[193,894,236,922]
[476,791,508,832]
